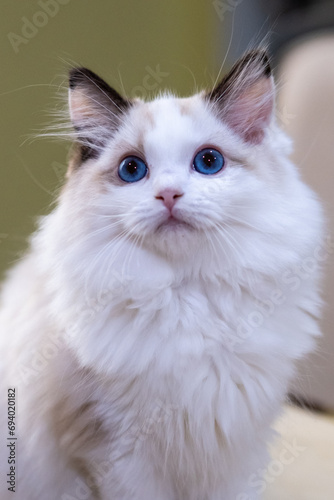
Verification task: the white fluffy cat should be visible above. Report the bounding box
[0,50,324,499]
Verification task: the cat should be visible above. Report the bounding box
[0,49,324,500]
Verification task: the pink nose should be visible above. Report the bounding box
[155,188,184,211]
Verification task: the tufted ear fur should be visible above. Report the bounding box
[68,67,131,165]
[206,50,274,144]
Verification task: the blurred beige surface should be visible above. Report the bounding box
[263,406,334,499]
[278,35,334,411]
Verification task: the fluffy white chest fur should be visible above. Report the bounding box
[0,50,324,500]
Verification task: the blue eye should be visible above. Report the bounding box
[118,156,148,183]
[193,148,224,175]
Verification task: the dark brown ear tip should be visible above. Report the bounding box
[231,49,271,79]
[69,67,99,89]
[68,67,130,111]
[69,67,88,89]
[259,51,271,77]
[246,49,271,77]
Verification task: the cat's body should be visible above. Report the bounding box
[0,51,324,499]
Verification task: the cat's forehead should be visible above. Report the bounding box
[128,94,214,155]
[145,94,199,123]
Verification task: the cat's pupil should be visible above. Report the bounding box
[202,152,215,167]
[126,160,138,174]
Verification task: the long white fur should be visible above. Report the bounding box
[0,54,324,500]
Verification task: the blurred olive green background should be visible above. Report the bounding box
[0,0,224,278]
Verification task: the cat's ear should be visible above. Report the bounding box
[68,67,131,163]
[206,50,274,144]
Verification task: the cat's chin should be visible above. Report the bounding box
[148,216,198,259]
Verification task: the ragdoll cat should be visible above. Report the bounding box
[0,50,324,500]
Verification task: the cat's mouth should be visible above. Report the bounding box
[156,215,194,232]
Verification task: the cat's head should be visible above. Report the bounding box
[52,50,319,289]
